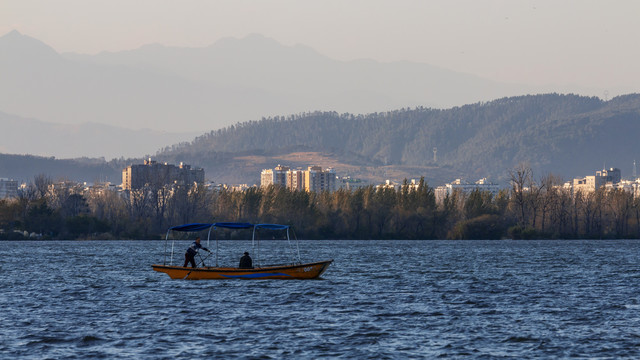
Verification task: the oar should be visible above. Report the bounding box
[183,270,193,280]
[197,250,213,267]
[184,250,213,279]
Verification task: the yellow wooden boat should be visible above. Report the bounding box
[152,222,333,280]
[152,260,333,280]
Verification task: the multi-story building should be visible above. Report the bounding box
[47,180,84,195]
[86,182,121,197]
[0,178,19,199]
[260,165,290,188]
[608,179,640,196]
[287,169,305,191]
[597,168,621,183]
[375,179,428,192]
[376,180,401,191]
[122,158,205,190]
[304,166,336,193]
[572,167,621,193]
[230,184,252,192]
[261,165,337,192]
[435,178,501,203]
[338,177,369,191]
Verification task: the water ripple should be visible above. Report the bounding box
[2,240,640,358]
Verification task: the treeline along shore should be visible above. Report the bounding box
[2,167,640,240]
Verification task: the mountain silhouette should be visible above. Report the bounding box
[2,30,533,136]
[0,110,198,159]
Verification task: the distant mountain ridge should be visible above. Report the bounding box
[0,153,122,184]
[0,111,198,159]
[1,29,534,136]
[0,30,260,134]
[156,93,640,184]
[3,93,640,186]
[63,33,526,115]
[2,29,638,185]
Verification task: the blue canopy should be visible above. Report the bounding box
[169,223,214,232]
[213,222,255,229]
[168,222,288,232]
[162,221,298,266]
[254,224,290,230]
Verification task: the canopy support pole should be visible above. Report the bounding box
[207,225,214,267]
[207,226,213,249]
[252,226,258,268]
[164,230,171,265]
[286,228,293,264]
[170,239,175,266]
[292,228,301,264]
[215,226,219,267]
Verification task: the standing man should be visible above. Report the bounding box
[184,237,211,268]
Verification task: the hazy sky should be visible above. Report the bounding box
[2,0,640,93]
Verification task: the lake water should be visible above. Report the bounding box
[2,239,640,359]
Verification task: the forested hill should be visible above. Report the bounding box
[159,93,640,183]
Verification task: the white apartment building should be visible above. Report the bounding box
[338,177,370,191]
[260,165,337,192]
[376,180,401,191]
[572,167,621,193]
[0,178,19,199]
[260,165,290,188]
[435,178,501,203]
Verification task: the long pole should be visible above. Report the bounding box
[207,225,215,267]
[292,228,301,264]
[215,226,219,267]
[286,228,294,264]
[170,240,175,266]
[207,226,213,249]
[164,230,169,265]
[252,226,257,268]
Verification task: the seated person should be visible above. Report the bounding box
[238,251,253,269]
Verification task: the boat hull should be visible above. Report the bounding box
[152,260,333,280]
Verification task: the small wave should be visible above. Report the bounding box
[126,283,149,289]
[27,336,72,345]
[80,335,104,343]
[376,311,426,318]
[503,335,540,343]
[479,309,499,315]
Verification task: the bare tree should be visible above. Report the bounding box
[538,174,563,233]
[607,189,633,237]
[33,174,53,199]
[510,163,533,226]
